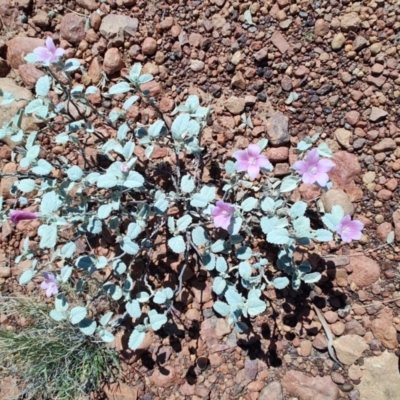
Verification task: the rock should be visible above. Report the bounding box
[190,60,204,72]
[333,335,368,365]
[271,31,290,54]
[329,151,362,201]
[231,71,245,90]
[88,57,102,85]
[376,222,393,242]
[345,320,366,336]
[60,13,86,45]
[348,364,362,381]
[356,352,400,400]
[314,19,330,36]
[0,78,40,148]
[299,340,312,356]
[32,10,49,28]
[159,17,174,31]
[352,36,369,52]
[393,209,400,243]
[18,64,45,89]
[254,47,268,62]
[103,48,124,75]
[258,381,283,400]
[265,112,289,145]
[334,128,351,148]
[224,96,245,115]
[294,66,310,78]
[345,110,360,126]
[142,37,157,56]
[281,75,292,91]
[0,0,22,31]
[331,33,346,50]
[369,107,387,122]
[321,189,354,216]
[281,370,339,400]
[100,15,139,39]
[159,97,175,113]
[299,183,321,200]
[150,366,178,388]
[371,138,396,152]
[103,383,138,400]
[189,33,203,48]
[347,255,380,288]
[76,0,98,11]
[266,147,289,162]
[370,308,398,349]
[6,37,44,70]
[340,12,361,31]
[140,81,162,97]
[0,57,9,77]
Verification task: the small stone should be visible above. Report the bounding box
[340,12,361,32]
[266,147,289,162]
[99,15,139,40]
[331,321,346,336]
[331,33,346,50]
[371,138,396,152]
[370,308,398,349]
[103,48,124,75]
[6,37,44,70]
[294,66,310,78]
[299,340,312,356]
[314,19,330,36]
[254,47,268,62]
[224,96,245,115]
[18,64,45,89]
[265,112,289,145]
[271,31,290,54]
[345,320,366,336]
[150,366,177,388]
[60,13,86,45]
[352,36,369,52]
[371,63,384,75]
[281,75,292,91]
[333,335,368,365]
[334,128,351,148]
[76,0,98,11]
[376,222,393,242]
[377,189,392,201]
[369,107,387,122]
[231,71,246,90]
[321,189,354,216]
[345,110,360,126]
[347,255,380,288]
[258,381,283,400]
[324,311,338,324]
[190,60,205,72]
[142,37,157,56]
[159,17,174,30]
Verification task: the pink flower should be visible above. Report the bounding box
[33,37,65,64]
[9,210,39,225]
[120,163,129,173]
[233,144,272,180]
[336,215,364,243]
[293,149,335,186]
[211,200,235,230]
[40,272,59,297]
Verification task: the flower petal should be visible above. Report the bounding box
[257,155,272,169]
[315,172,329,187]
[305,148,320,165]
[317,159,335,173]
[46,37,56,53]
[233,150,248,162]
[247,164,260,180]
[235,160,250,173]
[293,160,308,175]
[247,144,261,158]
[301,172,317,185]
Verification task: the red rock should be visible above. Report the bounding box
[314,19,330,36]
[294,65,310,77]
[331,321,345,336]
[60,13,86,45]
[103,383,138,400]
[189,33,203,48]
[385,178,398,191]
[103,48,124,75]
[324,311,338,324]
[159,17,174,30]
[18,64,45,89]
[140,80,162,97]
[6,37,44,69]
[271,31,290,54]
[377,189,392,201]
[151,146,168,159]
[76,0,98,11]
[370,308,398,349]
[371,63,384,75]
[347,255,380,288]
[170,25,181,37]
[282,370,338,400]
[142,37,157,56]
[299,183,321,200]
[266,147,289,162]
[345,110,360,126]
[159,97,175,113]
[376,222,393,242]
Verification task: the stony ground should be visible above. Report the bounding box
[1,0,400,399]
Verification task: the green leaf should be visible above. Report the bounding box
[60,265,72,283]
[190,193,208,208]
[148,310,167,331]
[126,300,142,319]
[98,204,112,219]
[318,142,333,158]
[35,75,50,97]
[128,327,146,350]
[104,283,123,300]
[55,294,69,312]
[99,330,115,343]
[211,239,227,253]
[50,309,67,321]
[97,173,120,188]
[213,301,230,316]
[302,272,321,284]
[315,229,333,242]
[121,238,139,255]
[272,277,289,290]
[61,242,76,258]
[202,252,215,270]
[241,197,258,212]
[40,191,62,214]
[238,261,252,279]
[191,226,208,246]
[261,197,275,213]
[70,306,87,324]
[19,270,33,285]
[181,174,195,193]
[176,215,192,232]
[387,231,395,245]
[17,179,36,193]
[290,201,307,219]
[212,276,226,295]
[108,81,131,95]
[63,58,81,72]
[153,291,167,304]
[171,113,190,141]
[31,159,52,175]
[267,228,290,245]
[124,171,144,188]
[280,176,301,193]
[200,186,216,202]
[113,259,126,275]
[168,235,185,253]
[66,165,83,181]
[38,224,57,248]
[236,246,252,260]
[78,318,97,335]
[215,256,227,273]
[247,289,266,317]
